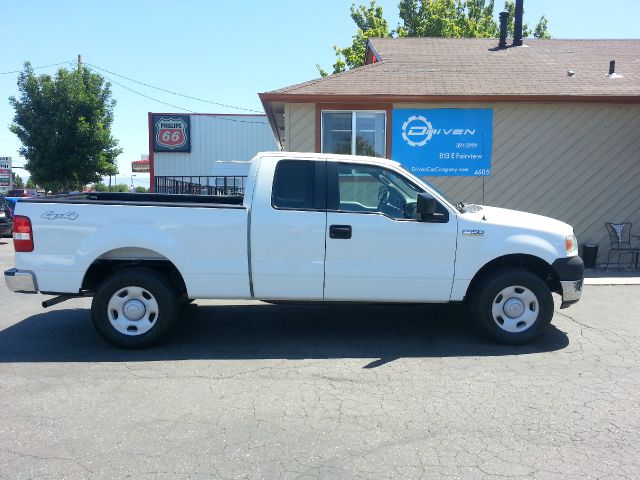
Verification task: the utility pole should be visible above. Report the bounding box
[77,54,83,72]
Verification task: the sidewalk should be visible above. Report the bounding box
[584,268,640,285]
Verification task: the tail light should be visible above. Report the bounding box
[13,215,34,252]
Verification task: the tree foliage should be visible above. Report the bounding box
[318,1,392,76]
[12,173,24,189]
[9,63,121,192]
[319,0,551,75]
[92,182,131,192]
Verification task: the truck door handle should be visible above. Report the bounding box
[329,225,352,239]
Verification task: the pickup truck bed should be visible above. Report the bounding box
[25,192,245,207]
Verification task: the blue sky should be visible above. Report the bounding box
[1,0,639,187]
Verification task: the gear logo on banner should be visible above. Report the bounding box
[401,115,434,147]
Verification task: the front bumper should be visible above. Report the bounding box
[4,268,38,293]
[552,256,584,309]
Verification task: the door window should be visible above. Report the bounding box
[336,164,423,220]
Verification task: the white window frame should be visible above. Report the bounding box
[320,110,387,156]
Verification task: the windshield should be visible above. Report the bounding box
[397,164,462,211]
[379,169,422,200]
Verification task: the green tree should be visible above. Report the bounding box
[317,1,392,76]
[533,14,550,39]
[501,1,550,38]
[12,173,24,189]
[320,0,550,74]
[9,62,121,193]
[25,177,37,189]
[396,0,497,38]
[92,182,109,192]
[134,186,149,193]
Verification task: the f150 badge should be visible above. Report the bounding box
[41,211,79,221]
[462,229,485,236]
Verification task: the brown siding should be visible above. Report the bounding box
[397,102,640,263]
[284,103,315,153]
[282,100,640,264]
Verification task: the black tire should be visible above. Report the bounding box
[91,267,180,348]
[469,268,553,345]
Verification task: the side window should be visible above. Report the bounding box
[336,164,423,220]
[272,160,324,210]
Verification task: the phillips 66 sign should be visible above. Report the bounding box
[152,114,191,152]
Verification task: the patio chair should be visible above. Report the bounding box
[605,222,640,270]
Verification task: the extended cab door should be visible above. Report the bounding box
[250,158,327,300]
[323,162,457,302]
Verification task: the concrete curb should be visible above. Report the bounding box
[584,277,640,285]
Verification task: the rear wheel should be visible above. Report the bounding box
[470,269,553,344]
[91,268,179,348]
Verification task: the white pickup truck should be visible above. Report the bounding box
[4,152,583,348]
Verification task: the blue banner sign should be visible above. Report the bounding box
[391,109,493,176]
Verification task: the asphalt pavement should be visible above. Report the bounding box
[1,238,639,479]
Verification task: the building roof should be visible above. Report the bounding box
[259,37,640,147]
[262,37,640,100]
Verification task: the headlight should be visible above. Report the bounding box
[565,233,578,256]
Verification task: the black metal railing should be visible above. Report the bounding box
[154,176,247,195]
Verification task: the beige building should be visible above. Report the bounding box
[260,38,640,265]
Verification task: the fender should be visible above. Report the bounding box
[451,232,562,301]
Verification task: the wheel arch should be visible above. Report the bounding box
[81,248,187,298]
[465,253,559,301]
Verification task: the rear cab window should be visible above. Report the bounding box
[271,160,326,211]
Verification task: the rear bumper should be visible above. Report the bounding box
[0,222,12,235]
[4,268,38,293]
[552,256,584,309]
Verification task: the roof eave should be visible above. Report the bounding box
[258,93,284,148]
[258,93,640,104]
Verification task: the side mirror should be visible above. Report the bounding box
[417,192,437,216]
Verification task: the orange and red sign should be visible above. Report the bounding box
[152,115,191,152]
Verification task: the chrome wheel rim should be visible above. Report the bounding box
[107,286,159,336]
[491,285,539,333]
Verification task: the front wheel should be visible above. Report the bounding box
[91,268,180,348]
[470,269,553,345]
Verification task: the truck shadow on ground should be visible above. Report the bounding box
[0,302,569,365]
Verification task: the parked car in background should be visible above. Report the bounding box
[0,195,13,237]
[7,188,40,197]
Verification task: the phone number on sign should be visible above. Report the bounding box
[455,142,479,149]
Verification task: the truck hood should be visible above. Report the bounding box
[463,205,574,236]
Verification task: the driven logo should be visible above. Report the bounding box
[401,115,477,147]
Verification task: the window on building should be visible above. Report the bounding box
[322,111,386,158]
